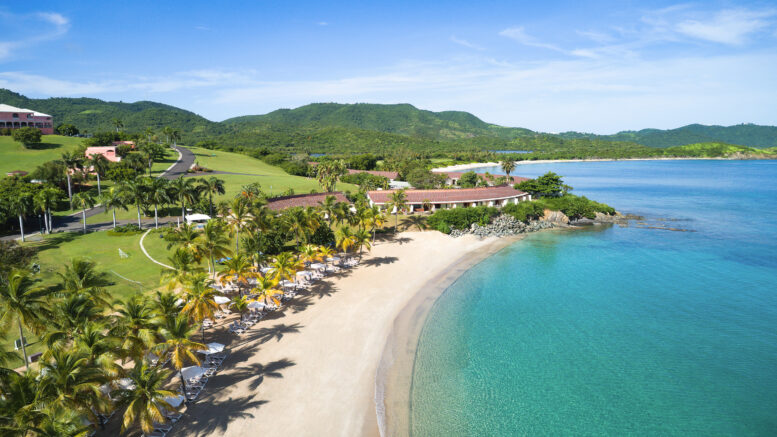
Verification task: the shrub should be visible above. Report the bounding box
[310,224,336,246]
[11,127,42,148]
[279,160,309,176]
[427,206,499,231]
[502,201,546,223]
[107,223,143,236]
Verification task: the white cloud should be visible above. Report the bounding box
[499,26,566,53]
[318,21,329,26]
[0,11,70,61]
[675,9,776,45]
[450,36,485,51]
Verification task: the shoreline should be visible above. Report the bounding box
[375,234,522,436]
[431,156,750,172]
[173,231,511,437]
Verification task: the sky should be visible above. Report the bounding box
[0,0,776,133]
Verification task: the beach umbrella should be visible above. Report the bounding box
[247,301,266,310]
[214,295,230,304]
[206,342,225,353]
[116,378,136,390]
[179,365,205,381]
[163,395,186,408]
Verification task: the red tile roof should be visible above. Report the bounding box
[435,171,530,184]
[367,185,528,204]
[266,192,349,211]
[347,169,399,179]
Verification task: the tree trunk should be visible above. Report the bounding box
[154,204,159,228]
[18,215,24,242]
[47,208,52,233]
[181,202,185,221]
[209,194,213,217]
[96,173,101,196]
[66,173,73,208]
[112,209,117,228]
[179,372,188,402]
[137,205,142,229]
[18,321,28,370]
[235,228,240,253]
[82,210,86,233]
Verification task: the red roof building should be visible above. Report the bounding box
[266,192,349,211]
[367,185,531,212]
[432,171,530,186]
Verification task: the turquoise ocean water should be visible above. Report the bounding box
[409,160,777,436]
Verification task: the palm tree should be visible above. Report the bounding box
[29,406,92,437]
[34,187,61,234]
[99,186,127,229]
[224,197,253,253]
[156,315,207,399]
[197,219,230,278]
[74,322,121,378]
[161,248,202,291]
[317,246,335,268]
[0,269,51,369]
[170,128,181,147]
[335,226,356,258]
[148,290,182,326]
[221,254,255,297]
[169,176,198,221]
[57,258,111,293]
[119,178,147,229]
[367,205,386,243]
[88,153,110,196]
[60,151,83,208]
[270,251,300,285]
[71,191,95,234]
[181,273,220,342]
[0,368,45,434]
[109,296,158,363]
[43,294,104,350]
[501,159,516,182]
[318,194,339,226]
[144,177,170,228]
[111,118,124,132]
[402,215,428,232]
[386,189,408,233]
[252,276,282,307]
[354,228,372,257]
[164,222,201,255]
[229,295,251,322]
[144,127,155,142]
[299,244,321,264]
[8,192,32,242]
[112,362,177,434]
[161,126,174,144]
[37,349,107,422]
[198,177,226,217]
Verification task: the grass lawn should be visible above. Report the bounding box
[0,135,83,176]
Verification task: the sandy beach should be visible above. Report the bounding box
[431,156,732,172]
[173,231,514,437]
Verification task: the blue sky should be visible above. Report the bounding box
[1,0,775,133]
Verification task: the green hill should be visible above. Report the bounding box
[560,123,777,148]
[3,89,775,154]
[0,89,221,139]
[223,102,534,140]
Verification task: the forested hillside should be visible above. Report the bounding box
[2,89,774,155]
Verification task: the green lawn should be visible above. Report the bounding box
[0,135,84,176]
[29,231,164,299]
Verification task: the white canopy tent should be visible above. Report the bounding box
[185,213,211,224]
[214,296,230,304]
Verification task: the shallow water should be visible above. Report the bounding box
[410,160,777,436]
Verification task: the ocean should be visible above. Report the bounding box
[408,160,777,436]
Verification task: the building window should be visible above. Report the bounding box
[26,114,33,119]
[12,113,18,118]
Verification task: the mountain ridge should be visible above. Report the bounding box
[1,89,774,149]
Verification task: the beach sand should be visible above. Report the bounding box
[431,157,731,172]
[174,231,513,437]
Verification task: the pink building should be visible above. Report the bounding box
[85,146,122,163]
[0,104,54,134]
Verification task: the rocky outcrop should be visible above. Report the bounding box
[543,209,569,224]
[449,214,557,238]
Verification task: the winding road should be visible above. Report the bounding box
[2,146,196,240]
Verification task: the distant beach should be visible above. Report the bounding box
[432,157,732,172]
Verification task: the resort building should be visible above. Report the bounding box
[366,185,531,212]
[85,146,122,162]
[266,192,349,211]
[0,104,54,134]
[432,170,530,187]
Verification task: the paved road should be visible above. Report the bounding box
[2,146,193,241]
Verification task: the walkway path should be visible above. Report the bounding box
[139,229,173,269]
